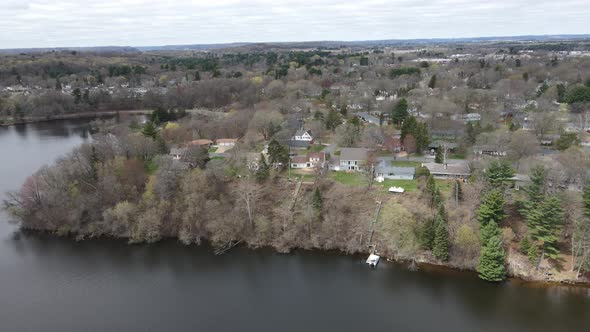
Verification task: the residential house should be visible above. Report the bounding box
[473,145,507,157]
[290,152,327,169]
[339,148,369,171]
[216,138,238,147]
[375,160,415,180]
[292,129,313,141]
[422,162,471,179]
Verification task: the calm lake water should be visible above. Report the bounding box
[1,119,590,332]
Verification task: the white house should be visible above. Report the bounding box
[339,148,369,171]
[292,129,313,141]
[290,152,327,169]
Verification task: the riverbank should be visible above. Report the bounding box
[20,225,590,288]
[0,109,152,126]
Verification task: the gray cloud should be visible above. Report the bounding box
[0,0,588,48]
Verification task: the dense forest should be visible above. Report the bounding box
[3,39,590,283]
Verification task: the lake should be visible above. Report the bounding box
[0,119,589,331]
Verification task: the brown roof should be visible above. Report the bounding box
[188,139,214,146]
[291,155,309,163]
[308,152,326,161]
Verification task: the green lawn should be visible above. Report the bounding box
[329,171,455,195]
[208,147,218,153]
[378,179,418,191]
[329,171,366,186]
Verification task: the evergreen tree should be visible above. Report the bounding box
[421,218,436,250]
[415,122,430,152]
[527,166,546,203]
[434,146,443,163]
[194,71,201,81]
[526,195,564,259]
[312,188,323,212]
[267,139,289,166]
[141,121,157,140]
[477,236,506,282]
[428,74,437,89]
[519,236,532,254]
[527,243,539,265]
[255,154,270,182]
[487,159,515,186]
[477,189,506,225]
[325,109,342,131]
[401,115,417,140]
[391,98,409,125]
[313,110,325,122]
[425,174,436,198]
[433,215,449,261]
[480,219,501,245]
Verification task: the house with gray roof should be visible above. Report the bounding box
[338,148,369,171]
[375,160,415,180]
[422,161,471,179]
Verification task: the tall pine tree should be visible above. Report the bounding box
[433,214,449,261]
[477,235,506,282]
[477,189,506,225]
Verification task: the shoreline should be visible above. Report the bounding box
[18,227,590,289]
[0,110,152,126]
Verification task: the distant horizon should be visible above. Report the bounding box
[1,0,588,49]
[1,33,589,52]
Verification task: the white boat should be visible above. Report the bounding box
[388,186,405,193]
[366,254,380,267]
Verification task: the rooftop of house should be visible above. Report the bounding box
[291,155,309,164]
[422,162,471,176]
[376,160,415,175]
[294,129,312,137]
[308,152,326,161]
[286,140,311,148]
[340,148,369,161]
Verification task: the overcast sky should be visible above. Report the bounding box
[0,0,588,48]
